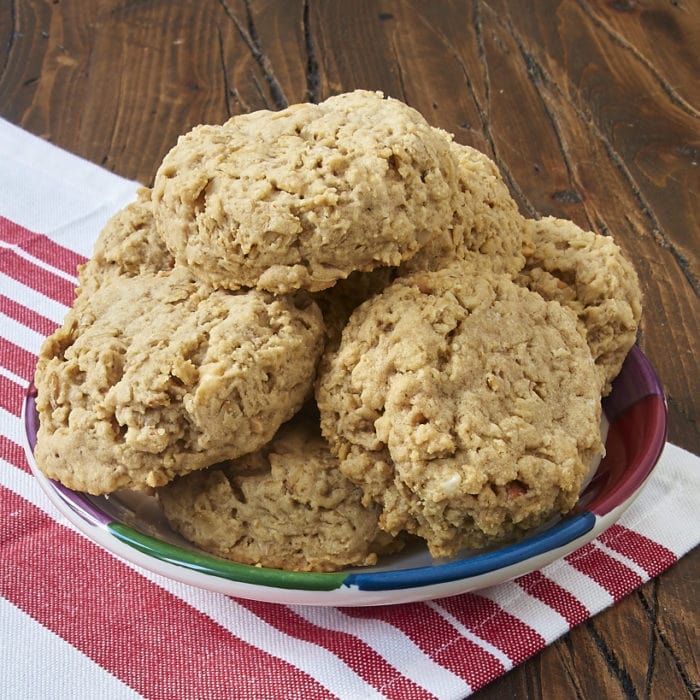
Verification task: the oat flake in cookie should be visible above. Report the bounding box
[152,90,458,294]
[316,261,604,558]
[33,267,325,495]
[158,408,403,572]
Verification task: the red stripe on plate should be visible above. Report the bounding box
[0,375,25,416]
[343,602,504,692]
[0,248,76,307]
[598,524,677,578]
[0,488,331,700]
[0,337,37,383]
[0,294,58,337]
[516,570,590,627]
[565,542,644,601]
[437,594,546,666]
[0,216,86,276]
[239,600,432,700]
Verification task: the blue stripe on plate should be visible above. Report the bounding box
[344,512,597,591]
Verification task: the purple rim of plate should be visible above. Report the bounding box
[601,345,665,421]
[24,344,668,593]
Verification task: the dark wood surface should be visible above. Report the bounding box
[2,1,697,697]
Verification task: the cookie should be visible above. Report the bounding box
[34,266,325,495]
[401,138,528,277]
[77,187,175,296]
[316,261,603,558]
[516,216,642,394]
[152,90,458,293]
[158,407,403,572]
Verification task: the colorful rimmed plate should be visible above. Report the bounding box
[23,345,667,606]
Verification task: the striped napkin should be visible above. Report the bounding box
[1,117,698,700]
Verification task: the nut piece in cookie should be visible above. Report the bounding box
[34,267,326,495]
[316,261,604,558]
[152,90,458,293]
[158,407,403,572]
[77,187,175,297]
[516,216,642,395]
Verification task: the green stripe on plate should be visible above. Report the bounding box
[107,522,348,591]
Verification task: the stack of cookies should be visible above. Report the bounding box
[33,91,642,570]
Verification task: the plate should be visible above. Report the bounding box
[23,345,667,606]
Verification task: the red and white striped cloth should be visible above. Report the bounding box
[1,117,698,700]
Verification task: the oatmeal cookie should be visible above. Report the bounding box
[316,261,603,558]
[158,408,403,572]
[152,90,458,293]
[77,187,174,296]
[516,216,642,394]
[402,138,528,277]
[34,267,325,495]
[313,139,528,349]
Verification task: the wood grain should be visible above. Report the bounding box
[1,1,697,697]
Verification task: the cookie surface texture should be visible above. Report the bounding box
[77,187,175,297]
[516,216,642,394]
[316,262,604,558]
[402,138,527,277]
[158,409,403,572]
[152,90,458,293]
[34,267,325,494]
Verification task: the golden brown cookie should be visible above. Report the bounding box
[158,408,403,572]
[316,261,604,558]
[516,216,642,394]
[401,138,527,277]
[152,90,458,293]
[77,187,175,297]
[34,267,325,495]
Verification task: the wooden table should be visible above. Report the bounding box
[2,1,697,697]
